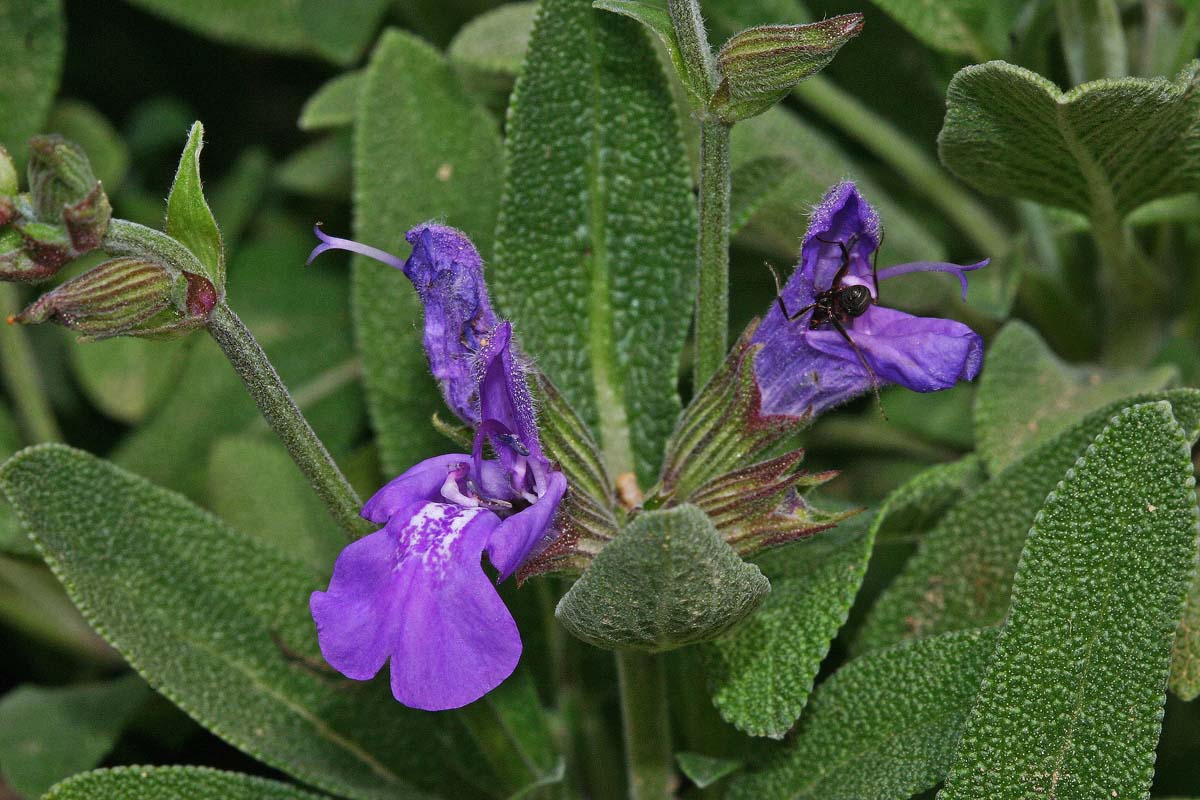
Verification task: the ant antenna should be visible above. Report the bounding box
[765,262,815,322]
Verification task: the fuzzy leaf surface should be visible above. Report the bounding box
[940,402,1199,799]
[166,122,224,288]
[0,675,149,798]
[44,766,329,800]
[493,0,696,484]
[857,388,1200,653]
[0,0,63,165]
[702,515,873,737]
[729,628,999,800]
[556,505,769,651]
[874,455,986,544]
[298,71,363,131]
[353,29,503,475]
[939,60,1200,218]
[866,0,1023,60]
[0,445,481,800]
[975,321,1176,475]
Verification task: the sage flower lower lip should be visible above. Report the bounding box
[752,181,986,417]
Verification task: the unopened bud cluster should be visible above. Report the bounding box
[0,134,219,340]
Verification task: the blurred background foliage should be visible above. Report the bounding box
[0,0,1198,797]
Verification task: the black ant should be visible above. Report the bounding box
[767,233,886,412]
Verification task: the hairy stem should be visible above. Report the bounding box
[0,283,61,443]
[694,117,732,387]
[616,650,674,799]
[206,302,372,539]
[794,76,1011,258]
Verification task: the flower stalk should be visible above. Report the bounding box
[694,116,733,386]
[205,301,372,540]
[616,649,674,799]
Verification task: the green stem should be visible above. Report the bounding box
[1091,213,1157,366]
[616,650,674,799]
[0,283,61,442]
[206,302,372,539]
[1055,0,1128,84]
[693,117,732,387]
[793,76,1011,258]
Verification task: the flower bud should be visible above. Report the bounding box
[0,145,17,196]
[10,257,213,340]
[712,14,864,122]
[24,134,111,256]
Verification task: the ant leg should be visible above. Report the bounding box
[766,262,815,321]
[829,316,887,419]
[814,234,855,288]
[871,230,885,299]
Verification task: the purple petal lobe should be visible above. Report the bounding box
[307,225,406,270]
[311,501,521,711]
[876,258,990,300]
[361,454,473,524]
[486,470,568,581]
[475,321,542,463]
[402,224,500,425]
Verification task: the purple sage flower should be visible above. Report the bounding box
[308,226,565,711]
[752,182,986,417]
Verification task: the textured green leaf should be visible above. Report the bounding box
[939,60,1200,219]
[447,1,535,77]
[122,0,379,65]
[46,100,129,191]
[493,0,696,484]
[69,338,191,424]
[207,435,345,571]
[866,0,1023,60]
[0,0,63,166]
[166,122,224,289]
[298,71,363,131]
[676,752,743,789]
[729,155,791,236]
[857,388,1200,654]
[1171,573,1200,700]
[874,455,986,544]
[0,445,480,800]
[114,223,363,501]
[729,628,999,800]
[0,675,149,799]
[940,402,1199,799]
[556,505,770,651]
[0,402,32,556]
[353,28,503,475]
[975,321,1176,475]
[44,766,329,800]
[593,1,703,107]
[277,133,352,200]
[299,0,388,65]
[702,516,873,737]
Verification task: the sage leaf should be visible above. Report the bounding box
[122,0,380,65]
[874,455,986,544]
[166,122,224,289]
[298,71,363,131]
[353,28,502,475]
[939,60,1200,219]
[277,133,352,200]
[0,445,482,800]
[975,321,1176,475]
[207,435,345,571]
[493,0,696,484]
[0,0,63,166]
[556,505,769,651]
[447,1,535,79]
[857,388,1200,653]
[676,752,743,789]
[593,0,705,108]
[866,0,1023,61]
[44,766,330,800]
[68,337,191,425]
[702,516,874,738]
[940,402,1199,799]
[0,675,149,799]
[0,403,32,556]
[730,155,792,236]
[729,628,999,800]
